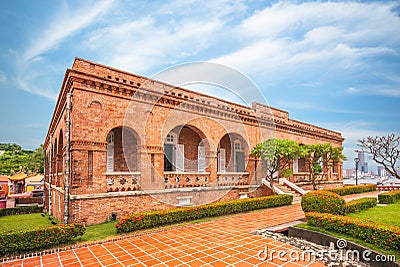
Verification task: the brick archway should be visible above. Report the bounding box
[106,126,140,173]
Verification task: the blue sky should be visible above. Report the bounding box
[0,0,399,171]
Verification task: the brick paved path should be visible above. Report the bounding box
[3,192,378,267]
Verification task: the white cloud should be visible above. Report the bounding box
[84,0,248,74]
[0,72,7,83]
[277,100,365,114]
[13,0,115,101]
[23,0,115,62]
[316,120,393,170]
[346,87,358,94]
[87,17,224,73]
[212,1,400,81]
[375,89,400,97]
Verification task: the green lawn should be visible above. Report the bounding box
[346,202,400,227]
[75,221,118,243]
[0,213,59,232]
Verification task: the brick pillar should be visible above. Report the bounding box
[206,149,217,183]
[247,155,258,185]
[139,146,164,191]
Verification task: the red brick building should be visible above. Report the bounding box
[44,58,344,224]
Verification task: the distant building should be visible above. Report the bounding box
[358,151,368,173]
[344,168,355,178]
[377,166,387,177]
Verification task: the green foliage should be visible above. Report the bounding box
[0,206,43,217]
[0,224,85,257]
[0,143,44,175]
[326,184,376,196]
[344,197,377,214]
[378,191,400,204]
[305,212,400,251]
[251,139,302,186]
[301,190,346,215]
[303,143,346,190]
[251,139,346,190]
[116,194,293,233]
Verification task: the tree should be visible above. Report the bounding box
[358,134,400,179]
[303,143,346,190]
[251,139,302,189]
[0,143,44,175]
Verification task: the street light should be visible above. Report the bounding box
[354,158,360,185]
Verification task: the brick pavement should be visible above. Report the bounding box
[3,192,379,267]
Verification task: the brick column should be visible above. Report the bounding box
[206,150,218,183]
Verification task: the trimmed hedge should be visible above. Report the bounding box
[344,197,377,214]
[0,224,85,257]
[116,194,293,233]
[378,191,400,204]
[0,206,43,217]
[301,190,345,215]
[305,212,400,251]
[326,184,376,196]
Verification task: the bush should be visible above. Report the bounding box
[0,224,85,257]
[378,191,400,204]
[301,190,345,215]
[116,194,293,233]
[344,197,377,213]
[0,206,43,217]
[305,212,400,251]
[326,184,376,196]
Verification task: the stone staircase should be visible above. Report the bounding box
[274,184,302,204]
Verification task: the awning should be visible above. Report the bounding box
[9,173,28,181]
[25,174,44,184]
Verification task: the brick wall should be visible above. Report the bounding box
[70,186,270,225]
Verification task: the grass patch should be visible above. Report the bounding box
[0,213,58,232]
[347,202,400,227]
[295,223,400,261]
[74,221,118,243]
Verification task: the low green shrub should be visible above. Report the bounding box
[344,197,377,213]
[0,224,85,257]
[301,190,345,215]
[0,206,43,217]
[305,212,400,251]
[116,194,293,233]
[326,184,376,196]
[378,191,400,204]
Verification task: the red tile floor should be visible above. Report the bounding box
[3,192,378,267]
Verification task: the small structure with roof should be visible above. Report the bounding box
[8,173,27,194]
[25,174,44,192]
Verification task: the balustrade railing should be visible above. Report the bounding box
[106,172,141,192]
[377,185,400,191]
[164,172,210,189]
[216,172,250,187]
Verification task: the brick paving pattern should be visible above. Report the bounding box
[3,192,378,267]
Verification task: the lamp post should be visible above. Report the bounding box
[354,157,360,185]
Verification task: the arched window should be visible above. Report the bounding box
[234,140,245,172]
[164,132,178,172]
[106,131,114,172]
